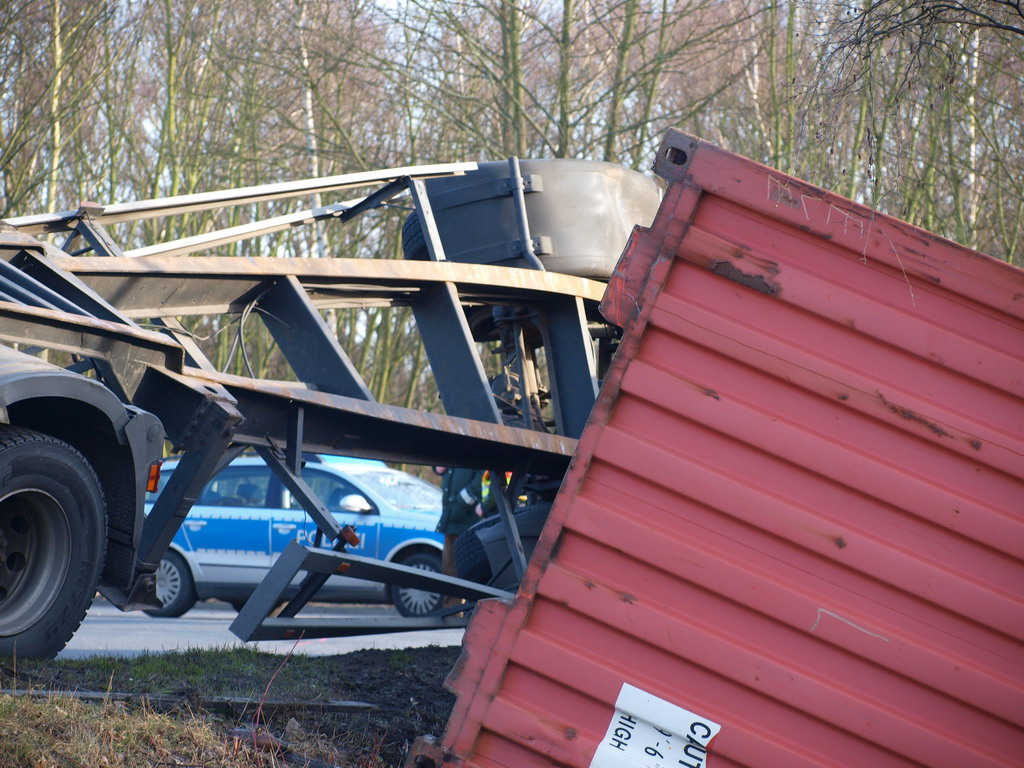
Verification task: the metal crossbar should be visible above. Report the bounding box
[2,162,476,234]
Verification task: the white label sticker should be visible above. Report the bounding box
[589,683,721,768]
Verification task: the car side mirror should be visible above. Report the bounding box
[338,494,373,513]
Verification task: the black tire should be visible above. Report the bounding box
[389,551,444,617]
[454,517,498,584]
[0,426,106,659]
[401,213,430,261]
[454,503,552,588]
[144,551,196,618]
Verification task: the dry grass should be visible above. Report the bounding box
[0,692,260,767]
[0,690,378,768]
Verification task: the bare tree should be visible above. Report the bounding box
[0,0,124,217]
[802,0,1023,262]
[833,0,1023,46]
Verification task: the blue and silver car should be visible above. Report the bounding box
[144,454,445,618]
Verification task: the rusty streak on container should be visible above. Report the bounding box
[413,131,1024,768]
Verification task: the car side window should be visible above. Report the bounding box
[282,469,376,514]
[197,466,273,507]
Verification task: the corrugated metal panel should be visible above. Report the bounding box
[413,131,1024,768]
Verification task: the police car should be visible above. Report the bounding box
[144,454,445,618]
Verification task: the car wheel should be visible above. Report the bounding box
[0,427,106,659]
[144,551,196,618]
[389,551,443,617]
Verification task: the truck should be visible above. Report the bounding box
[0,157,660,658]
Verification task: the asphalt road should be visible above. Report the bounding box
[59,598,465,659]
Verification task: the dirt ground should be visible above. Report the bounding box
[321,644,462,766]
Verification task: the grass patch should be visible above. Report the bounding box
[12,646,344,702]
[0,694,259,768]
[1,645,460,768]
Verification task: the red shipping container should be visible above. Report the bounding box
[409,130,1024,768]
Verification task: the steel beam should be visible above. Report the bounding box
[8,248,144,327]
[412,282,501,423]
[257,275,374,400]
[150,317,217,371]
[61,214,128,258]
[0,259,90,316]
[3,245,156,400]
[255,445,344,542]
[235,616,470,642]
[507,157,546,271]
[48,256,607,318]
[541,294,599,439]
[123,178,411,259]
[230,540,511,642]
[490,465,530,582]
[124,199,359,259]
[0,303,183,400]
[3,162,477,235]
[137,397,242,567]
[139,366,576,474]
[409,178,448,261]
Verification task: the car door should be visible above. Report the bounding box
[184,465,274,588]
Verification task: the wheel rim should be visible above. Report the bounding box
[0,489,72,635]
[154,558,182,608]
[397,562,442,616]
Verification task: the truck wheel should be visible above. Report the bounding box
[389,551,443,617]
[454,503,552,588]
[144,551,196,618]
[401,213,429,261]
[453,518,496,583]
[0,426,106,659]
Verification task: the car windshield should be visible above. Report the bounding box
[348,469,441,511]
